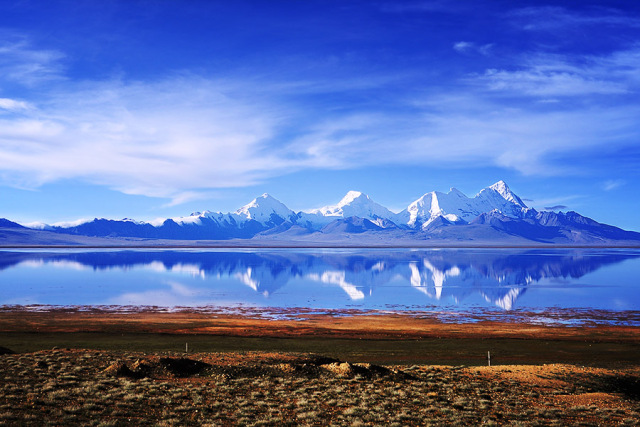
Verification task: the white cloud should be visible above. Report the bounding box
[380,1,461,13]
[479,67,627,96]
[288,81,640,177]
[1,33,639,203]
[526,195,583,212]
[602,179,625,191]
[161,191,220,208]
[453,41,473,53]
[453,41,494,55]
[2,68,638,200]
[0,98,32,111]
[471,47,640,97]
[0,76,307,201]
[0,38,65,85]
[509,6,640,31]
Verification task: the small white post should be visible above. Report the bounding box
[186,343,188,353]
[487,351,491,367]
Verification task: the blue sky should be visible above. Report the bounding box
[1,0,639,230]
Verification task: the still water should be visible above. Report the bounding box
[1,248,639,324]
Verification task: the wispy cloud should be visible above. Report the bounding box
[281,91,640,178]
[527,195,583,212]
[0,36,65,85]
[508,6,640,31]
[0,75,299,202]
[453,41,493,56]
[2,64,638,202]
[478,67,628,97]
[544,205,567,211]
[161,191,221,208]
[0,98,32,111]
[470,47,640,97]
[1,12,640,207]
[602,179,625,191]
[379,1,463,14]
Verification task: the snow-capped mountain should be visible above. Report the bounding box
[487,180,527,208]
[165,193,295,228]
[396,180,529,229]
[299,191,397,228]
[235,193,297,225]
[5,180,640,245]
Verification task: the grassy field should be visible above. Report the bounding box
[3,331,640,367]
[1,347,639,426]
[2,310,639,425]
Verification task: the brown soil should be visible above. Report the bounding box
[1,306,639,424]
[1,307,638,342]
[1,349,638,426]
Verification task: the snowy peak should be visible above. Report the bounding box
[486,180,527,208]
[167,193,296,228]
[310,190,396,221]
[18,180,640,244]
[449,187,465,197]
[489,180,508,193]
[473,181,529,219]
[403,190,465,228]
[236,193,295,224]
[400,181,528,229]
[338,191,367,206]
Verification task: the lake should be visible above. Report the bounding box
[1,248,639,325]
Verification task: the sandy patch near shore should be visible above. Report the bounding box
[2,308,639,342]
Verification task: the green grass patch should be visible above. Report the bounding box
[2,332,639,367]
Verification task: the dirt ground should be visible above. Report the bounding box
[2,307,639,341]
[1,307,639,425]
[0,349,639,426]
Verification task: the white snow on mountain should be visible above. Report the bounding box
[28,180,534,233]
[27,218,105,229]
[488,180,526,207]
[152,210,220,227]
[235,193,295,224]
[160,193,295,227]
[474,180,528,217]
[300,191,397,228]
[20,221,50,230]
[311,191,395,219]
[396,180,529,229]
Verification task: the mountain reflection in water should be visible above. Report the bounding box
[1,249,639,313]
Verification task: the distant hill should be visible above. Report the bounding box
[3,181,640,246]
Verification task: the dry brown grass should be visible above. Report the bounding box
[0,349,639,425]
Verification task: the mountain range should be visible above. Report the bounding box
[2,181,640,245]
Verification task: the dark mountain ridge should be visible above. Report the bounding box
[2,182,639,245]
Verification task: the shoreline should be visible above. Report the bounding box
[3,305,640,332]
[3,309,639,341]
[2,308,639,367]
